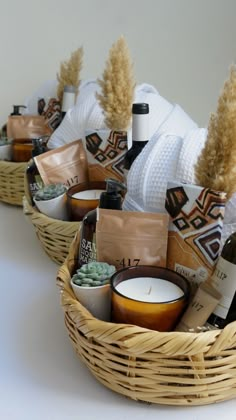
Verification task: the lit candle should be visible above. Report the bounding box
[72,189,105,200]
[116,277,184,302]
[111,266,190,332]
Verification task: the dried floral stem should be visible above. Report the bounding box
[57,47,83,104]
[96,36,135,130]
[195,65,236,198]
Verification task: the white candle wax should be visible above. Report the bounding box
[72,189,105,200]
[116,277,184,303]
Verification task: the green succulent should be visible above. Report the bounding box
[34,183,67,201]
[72,262,116,287]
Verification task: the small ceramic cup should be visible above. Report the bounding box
[34,192,68,220]
[0,144,12,161]
[70,280,111,321]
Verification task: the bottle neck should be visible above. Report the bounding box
[132,112,149,142]
[61,91,76,114]
[32,146,46,158]
[130,140,149,147]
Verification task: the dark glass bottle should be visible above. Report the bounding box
[61,85,76,121]
[207,232,236,329]
[26,138,47,205]
[123,103,149,177]
[78,179,126,267]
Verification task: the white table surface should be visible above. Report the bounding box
[1,201,236,420]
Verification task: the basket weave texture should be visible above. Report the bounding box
[0,160,26,206]
[23,174,80,264]
[57,231,236,406]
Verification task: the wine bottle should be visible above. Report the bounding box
[61,85,76,121]
[206,232,236,329]
[123,103,149,178]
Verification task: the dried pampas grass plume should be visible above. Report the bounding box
[57,46,83,104]
[96,35,136,130]
[195,65,236,199]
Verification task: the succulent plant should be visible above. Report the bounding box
[34,183,67,201]
[72,262,116,287]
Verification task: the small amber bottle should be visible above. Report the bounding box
[78,179,126,267]
[26,138,47,205]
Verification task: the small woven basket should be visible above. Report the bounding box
[23,175,80,265]
[0,160,27,206]
[57,231,236,406]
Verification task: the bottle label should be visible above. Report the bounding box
[79,236,96,265]
[29,175,43,196]
[210,256,236,319]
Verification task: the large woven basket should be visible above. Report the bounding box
[57,231,236,406]
[23,173,80,265]
[0,160,27,206]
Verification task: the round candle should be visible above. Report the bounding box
[111,266,189,331]
[116,277,184,303]
[72,189,105,200]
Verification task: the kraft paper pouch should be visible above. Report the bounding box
[7,115,52,140]
[85,129,127,183]
[34,139,89,188]
[165,181,226,295]
[96,209,169,270]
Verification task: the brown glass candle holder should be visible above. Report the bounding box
[110,265,190,332]
[67,181,106,221]
[12,139,33,162]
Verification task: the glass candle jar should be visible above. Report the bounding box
[12,139,33,162]
[66,181,106,221]
[110,265,190,332]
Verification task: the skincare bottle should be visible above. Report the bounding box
[3,105,27,138]
[26,137,47,205]
[10,105,27,116]
[206,232,236,329]
[78,178,126,267]
[61,85,76,121]
[123,103,149,178]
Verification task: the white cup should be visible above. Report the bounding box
[33,192,68,220]
[70,279,111,321]
[0,144,12,161]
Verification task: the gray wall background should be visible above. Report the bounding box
[0,0,235,127]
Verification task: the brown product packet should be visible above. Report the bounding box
[84,129,128,183]
[7,115,52,139]
[96,209,169,270]
[165,181,226,296]
[34,139,89,188]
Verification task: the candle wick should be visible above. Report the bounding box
[147,286,152,295]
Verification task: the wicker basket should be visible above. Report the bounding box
[23,175,81,265]
[0,160,27,206]
[57,231,236,406]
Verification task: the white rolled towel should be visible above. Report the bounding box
[47,80,175,149]
[123,128,207,213]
